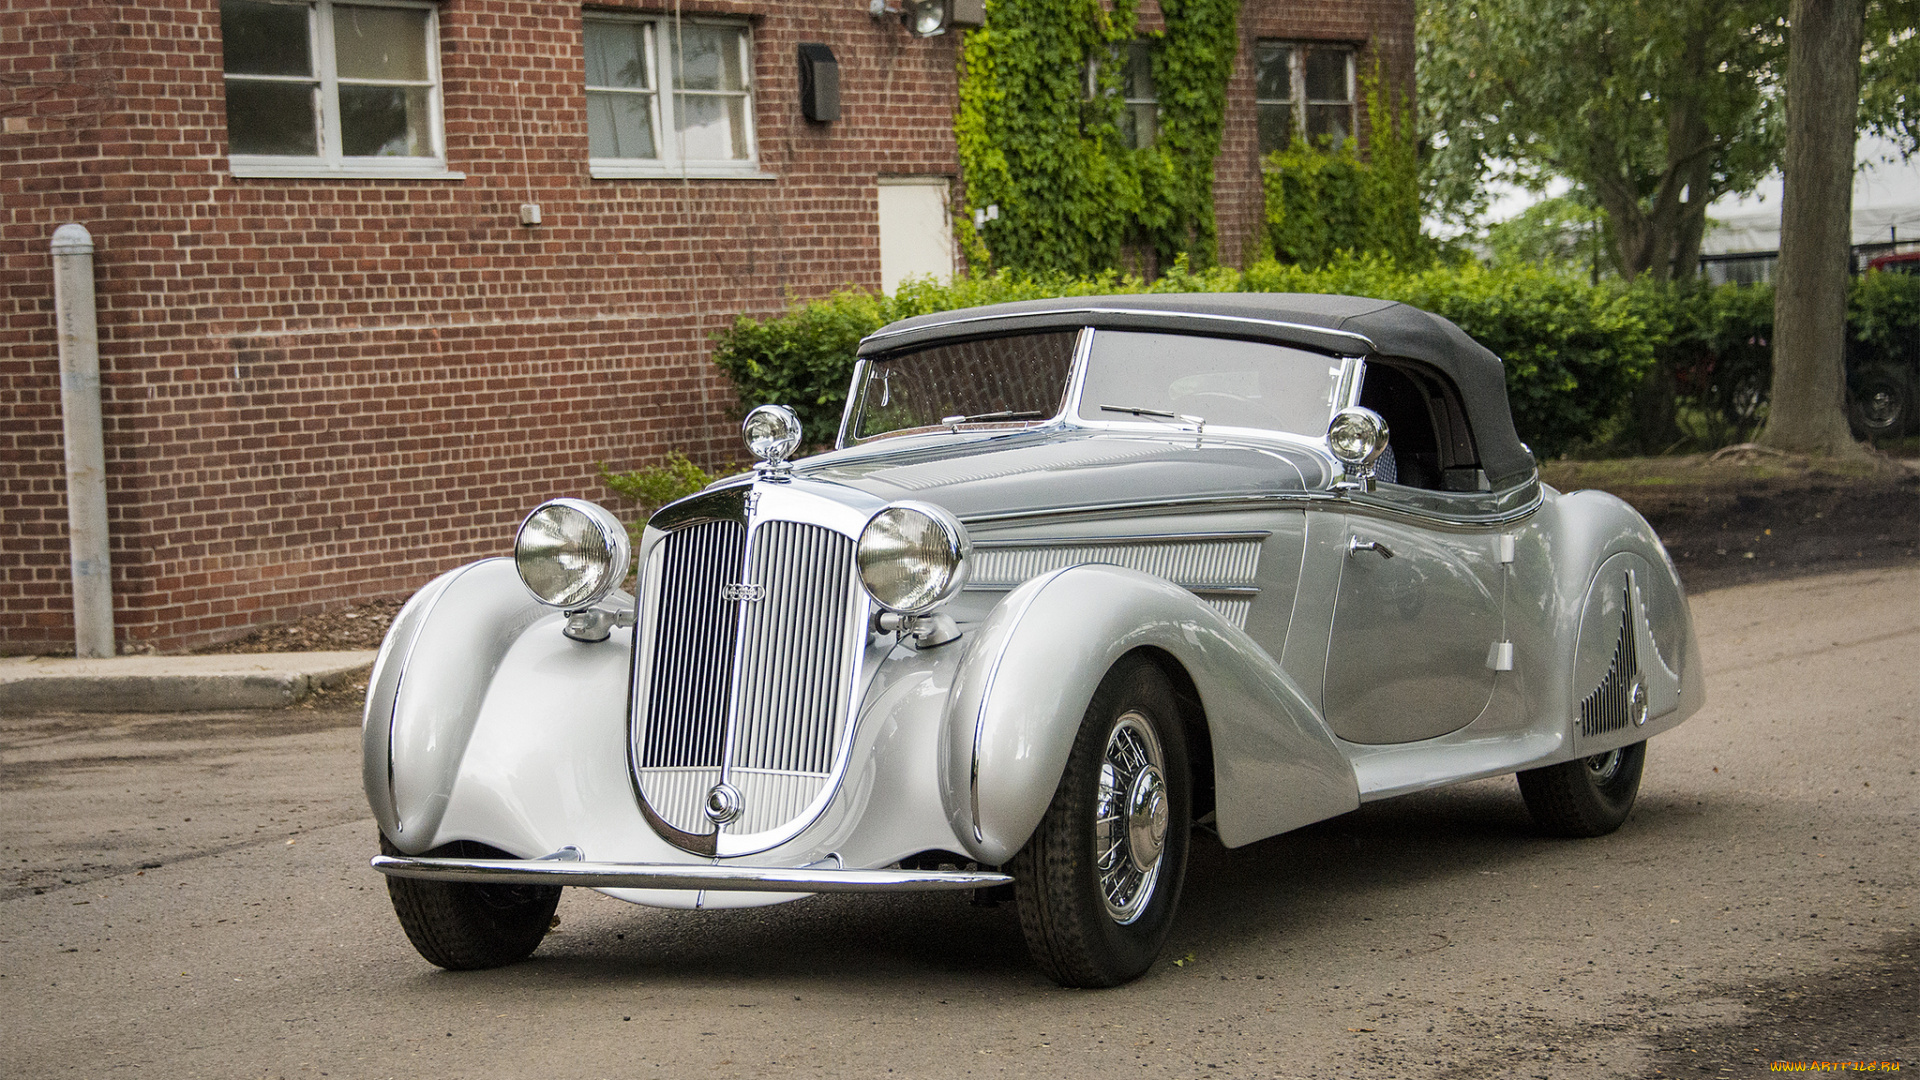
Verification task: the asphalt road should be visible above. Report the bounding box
[2,566,1915,1079]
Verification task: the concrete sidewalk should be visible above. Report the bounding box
[0,651,377,713]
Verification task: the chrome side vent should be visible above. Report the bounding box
[968,534,1264,628]
[1579,588,1642,738]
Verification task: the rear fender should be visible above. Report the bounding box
[942,564,1358,864]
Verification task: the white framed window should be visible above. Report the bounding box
[219,0,457,179]
[1254,41,1356,154]
[585,15,766,179]
[1084,40,1159,150]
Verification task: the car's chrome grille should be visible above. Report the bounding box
[1579,590,1638,738]
[633,514,862,846]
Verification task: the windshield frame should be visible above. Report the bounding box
[836,325,1365,451]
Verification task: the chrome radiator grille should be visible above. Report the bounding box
[633,515,863,845]
[1579,590,1639,739]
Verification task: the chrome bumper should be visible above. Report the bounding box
[371,854,1012,893]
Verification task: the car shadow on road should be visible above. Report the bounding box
[390,772,1744,994]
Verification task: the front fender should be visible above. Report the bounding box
[361,558,549,852]
[942,564,1358,864]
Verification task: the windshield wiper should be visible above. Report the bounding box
[1099,404,1206,430]
[939,409,1047,428]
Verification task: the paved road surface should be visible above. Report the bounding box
[3,567,1915,1079]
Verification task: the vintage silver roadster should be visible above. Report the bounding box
[365,293,1704,987]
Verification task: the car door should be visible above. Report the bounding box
[1320,514,1505,743]
[1314,357,1511,745]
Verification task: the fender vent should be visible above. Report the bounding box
[1579,588,1640,738]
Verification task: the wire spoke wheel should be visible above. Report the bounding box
[1014,656,1191,988]
[1095,712,1168,924]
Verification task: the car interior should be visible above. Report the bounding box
[1357,359,1488,492]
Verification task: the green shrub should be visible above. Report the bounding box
[598,454,722,515]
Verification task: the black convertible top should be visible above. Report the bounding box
[859,293,1536,490]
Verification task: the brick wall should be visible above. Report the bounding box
[2,0,962,654]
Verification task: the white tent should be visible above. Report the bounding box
[1703,134,1920,255]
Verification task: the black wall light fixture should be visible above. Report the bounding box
[798,43,840,122]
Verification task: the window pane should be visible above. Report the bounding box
[857,332,1079,440]
[675,93,747,159]
[585,21,649,90]
[1307,103,1351,144]
[1254,42,1291,101]
[221,0,311,77]
[1256,103,1292,154]
[671,25,745,92]
[1304,48,1349,101]
[1078,331,1341,438]
[340,84,431,155]
[225,79,319,154]
[1122,102,1157,149]
[334,5,429,82]
[587,90,657,158]
[1123,41,1154,101]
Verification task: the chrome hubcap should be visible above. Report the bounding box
[1863,388,1900,428]
[1096,712,1166,924]
[1585,749,1624,785]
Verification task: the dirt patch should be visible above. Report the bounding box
[1542,450,1920,595]
[190,597,404,655]
[1645,931,1917,1076]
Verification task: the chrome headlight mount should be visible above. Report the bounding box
[513,498,634,640]
[857,501,970,646]
[1327,406,1392,493]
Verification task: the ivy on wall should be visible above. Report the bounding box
[1261,68,1424,268]
[955,0,1242,277]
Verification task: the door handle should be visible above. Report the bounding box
[1347,537,1395,559]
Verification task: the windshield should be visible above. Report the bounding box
[853,331,1079,440]
[1077,330,1344,437]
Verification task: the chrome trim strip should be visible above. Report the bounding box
[971,530,1271,548]
[371,855,1012,893]
[958,484,1546,531]
[858,307,1377,353]
[965,583,1260,597]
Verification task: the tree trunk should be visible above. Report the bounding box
[1761,0,1867,456]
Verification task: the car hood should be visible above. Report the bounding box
[793,430,1332,521]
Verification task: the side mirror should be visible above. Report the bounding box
[1327,407,1391,493]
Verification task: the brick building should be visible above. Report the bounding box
[1,0,1411,656]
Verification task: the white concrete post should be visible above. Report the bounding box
[52,223,115,658]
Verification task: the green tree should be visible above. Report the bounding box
[1420,0,1785,282]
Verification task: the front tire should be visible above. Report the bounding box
[1012,656,1192,988]
[1849,363,1914,439]
[1517,741,1646,838]
[380,834,561,970]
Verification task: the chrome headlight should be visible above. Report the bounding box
[514,498,632,609]
[856,501,971,614]
[1327,406,1391,470]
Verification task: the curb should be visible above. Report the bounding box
[0,651,378,713]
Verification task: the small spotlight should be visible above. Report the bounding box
[870,0,951,37]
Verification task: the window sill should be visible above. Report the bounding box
[589,163,777,181]
[228,160,466,181]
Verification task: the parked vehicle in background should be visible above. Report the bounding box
[1851,252,1920,438]
[363,293,1706,987]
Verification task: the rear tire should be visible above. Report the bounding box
[1012,655,1192,988]
[1517,741,1646,838]
[380,833,560,970]
[1849,364,1914,439]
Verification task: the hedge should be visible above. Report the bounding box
[708,260,1920,460]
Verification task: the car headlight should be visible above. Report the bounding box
[514,498,632,609]
[856,502,971,614]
